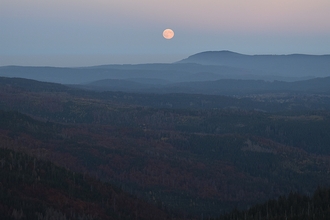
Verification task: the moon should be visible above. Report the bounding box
[163,29,174,40]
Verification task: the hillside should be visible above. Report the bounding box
[0,146,174,220]
[216,187,330,220]
[1,77,330,217]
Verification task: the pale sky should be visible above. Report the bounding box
[1,0,330,66]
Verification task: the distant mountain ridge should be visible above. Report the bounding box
[0,51,329,86]
[178,50,330,77]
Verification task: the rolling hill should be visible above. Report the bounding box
[80,76,330,96]
[2,77,330,217]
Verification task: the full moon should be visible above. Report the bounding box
[163,29,174,40]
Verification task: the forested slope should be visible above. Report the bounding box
[216,187,330,220]
[1,77,330,217]
[0,147,174,220]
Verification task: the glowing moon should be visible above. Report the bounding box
[163,29,174,40]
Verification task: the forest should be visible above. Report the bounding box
[215,187,330,220]
[1,76,330,219]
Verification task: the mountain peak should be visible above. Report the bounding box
[194,50,241,55]
[177,50,330,77]
[188,50,243,58]
[177,50,245,65]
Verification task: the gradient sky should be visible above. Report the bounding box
[1,0,330,66]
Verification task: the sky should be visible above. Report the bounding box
[1,0,330,67]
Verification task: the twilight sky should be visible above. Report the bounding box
[1,0,330,66]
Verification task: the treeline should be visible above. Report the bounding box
[216,187,330,220]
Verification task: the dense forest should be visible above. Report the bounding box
[0,147,176,220]
[1,76,330,218]
[216,187,330,220]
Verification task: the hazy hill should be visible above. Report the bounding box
[2,76,330,115]
[163,76,330,95]
[82,76,330,95]
[0,64,269,84]
[178,50,330,78]
[2,50,328,85]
